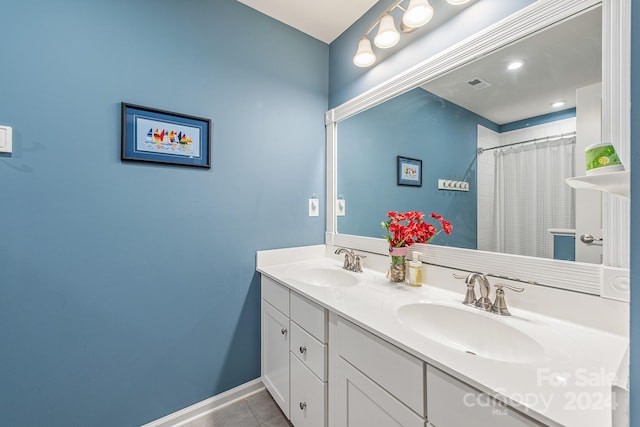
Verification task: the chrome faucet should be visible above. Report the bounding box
[453,272,524,316]
[335,248,366,272]
[465,272,492,310]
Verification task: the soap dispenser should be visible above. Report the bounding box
[407,252,423,287]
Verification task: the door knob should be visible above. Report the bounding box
[580,234,603,244]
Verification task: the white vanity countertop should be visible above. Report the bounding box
[257,253,628,427]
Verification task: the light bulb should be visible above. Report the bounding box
[374,13,400,48]
[402,0,434,29]
[353,37,376,67]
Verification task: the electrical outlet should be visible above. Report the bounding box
[309,198,319,217]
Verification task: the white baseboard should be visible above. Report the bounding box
[141,378,265,427]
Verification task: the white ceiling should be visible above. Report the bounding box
[237,0,380,44]
[423,7,602,125]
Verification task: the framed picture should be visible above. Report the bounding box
[121,103,211,168]
[397,156,422,187]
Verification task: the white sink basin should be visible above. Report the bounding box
[287,267,359,288]
[396,303,546,363]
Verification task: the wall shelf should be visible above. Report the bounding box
[565,171,630,199]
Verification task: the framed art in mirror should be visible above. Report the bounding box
[397,156,422,187]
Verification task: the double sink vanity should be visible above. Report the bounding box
[255,1,631,425]
[257,245,628,427]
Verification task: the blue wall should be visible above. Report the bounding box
[0,1,327,426]
[337,88,498,249]
[630,0,639,424]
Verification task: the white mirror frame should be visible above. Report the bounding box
[325,0,630,299]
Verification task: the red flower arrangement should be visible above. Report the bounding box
[381,211,453,248]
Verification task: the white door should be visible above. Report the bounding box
[333,356,425,427]
[262,301,290,418]
[574,83,603,263]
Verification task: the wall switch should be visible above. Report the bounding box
[0,126,12,154]
[309,198,319,217]
[336,199,346,216]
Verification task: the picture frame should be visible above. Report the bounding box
[397,156,422,187]
[121,103,211,168]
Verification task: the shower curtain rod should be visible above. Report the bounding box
[477,131,576,155]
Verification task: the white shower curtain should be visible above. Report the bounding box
[490,137,575,259]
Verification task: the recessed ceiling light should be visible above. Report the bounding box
[551,100,566,108]
[507,60,524,71]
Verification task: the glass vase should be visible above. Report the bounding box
[389,246,408,283]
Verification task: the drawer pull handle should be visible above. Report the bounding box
[299,346,307,354]
[299,402,307,410]
[281,328,287,335]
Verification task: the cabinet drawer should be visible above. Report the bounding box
[290,354,326,427]
[291,321,327,381]
[426,365,545,427]
[337,317,425,416]
[291,291,326,343]
[262,276,289,316]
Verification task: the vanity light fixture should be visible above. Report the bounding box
[374,13,401,48]
[402,0,435,29]
[507,60,524,70]
[354,0,444,67]
[551,100,566,108]
[353,37,377,67]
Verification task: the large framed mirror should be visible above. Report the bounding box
[325,0,630,297]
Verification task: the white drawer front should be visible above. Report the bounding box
[291,354,327,427]
[426,365,545,427]
[291,291,326,343]
[262,276,289,316]
[291,321,327,381]
[337,317,425,416]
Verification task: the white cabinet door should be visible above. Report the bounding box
[334,356,426,427]
[426,365,545,427]
[290,354,326,427]
[262,300,290,418]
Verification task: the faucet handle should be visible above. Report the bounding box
[495,283,524,293]
[492,283,524,316]
[353,254,366,272]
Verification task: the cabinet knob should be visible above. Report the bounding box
[299,346,307,354]
[299,402,307,410]
[280,328,287,335]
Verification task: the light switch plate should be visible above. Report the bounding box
[308,198,319,217]
[0,126,12,154]
[336,199,346,216]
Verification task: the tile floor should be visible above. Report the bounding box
[182,389,292,427]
